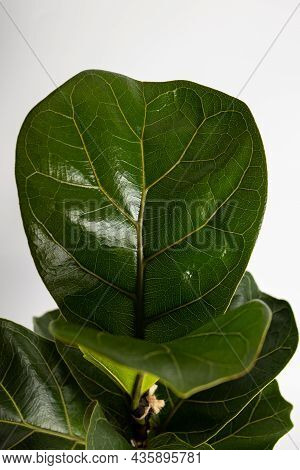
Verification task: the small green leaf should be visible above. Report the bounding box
[33,309,60,340]
[50,300,271,398]
[162,272,298,445]
[87,403,131,450]
[81,349,158,396]
[0,319,90,450]
[210,381,292,449]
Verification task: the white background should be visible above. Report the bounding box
[0,0,299,451]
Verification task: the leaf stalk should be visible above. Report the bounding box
[131,373,144,411]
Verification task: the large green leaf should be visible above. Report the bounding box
[87,403,131,450]
[162,272,298,445]
[50,300,271,398]
[16,69,267,342]
[0,319,90,450]
[209,381,293,449]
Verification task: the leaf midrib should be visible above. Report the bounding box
[135,83,147,338]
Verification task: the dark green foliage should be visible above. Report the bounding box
[0,71,296,449]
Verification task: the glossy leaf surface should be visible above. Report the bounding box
[0,319,90,450]
[51,300,271,398]
[16,70,267,342]
[162,272,298,445]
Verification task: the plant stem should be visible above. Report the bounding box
[132,373,144,410]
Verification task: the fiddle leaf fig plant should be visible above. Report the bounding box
[0,70,297,450]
